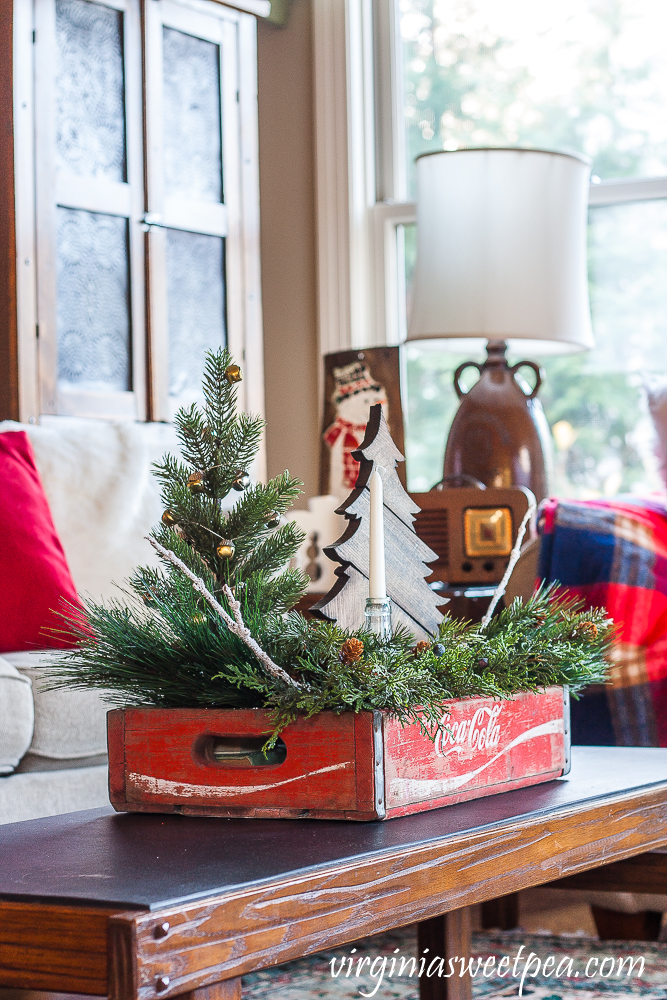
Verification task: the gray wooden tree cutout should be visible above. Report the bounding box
[312,404,446,640]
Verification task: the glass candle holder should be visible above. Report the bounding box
[365,597,392,639]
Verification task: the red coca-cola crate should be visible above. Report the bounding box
[107,687,570,821]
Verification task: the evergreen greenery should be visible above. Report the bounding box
[49,348,613,735]
[138,348,307,617]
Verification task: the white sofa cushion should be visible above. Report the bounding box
[0,656,34,774]
[4,651,108,760]
[0,764,109,825]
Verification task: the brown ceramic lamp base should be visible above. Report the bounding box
[442,340,553,503]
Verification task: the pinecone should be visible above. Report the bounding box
[340,637,364,664]
[413,640,431,656]
[533,613,547,627]
[574,620,598,641]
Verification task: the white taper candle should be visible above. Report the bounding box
[368,468,387,600]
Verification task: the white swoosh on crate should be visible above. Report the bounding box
[128,760,353,799]
[390,718,564,801]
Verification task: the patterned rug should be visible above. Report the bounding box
[243,925,667,999]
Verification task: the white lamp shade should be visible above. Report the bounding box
[407,148,594,354]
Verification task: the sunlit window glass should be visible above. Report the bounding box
[401,0,667,195]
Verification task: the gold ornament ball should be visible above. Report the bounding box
[216,540,235,559]
[224,364,243,384]
[187,471,206,494]
[161,510,177,526]
[232,470,251,491]
[265,511,280,529]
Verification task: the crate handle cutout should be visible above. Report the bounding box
[194,734,287,769]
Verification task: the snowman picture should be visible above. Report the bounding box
[323,360,389,501]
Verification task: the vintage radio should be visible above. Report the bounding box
[410,485,535,587]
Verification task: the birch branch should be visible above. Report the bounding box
[148,537,303,690]
[480,497,538,629]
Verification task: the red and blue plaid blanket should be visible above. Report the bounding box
[538,495,667,747]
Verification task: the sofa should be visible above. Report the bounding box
[0,417,178,825]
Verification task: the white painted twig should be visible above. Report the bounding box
[148,537,303,690]
[480,498,538,629]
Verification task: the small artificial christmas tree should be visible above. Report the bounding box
[52,349,309,709]
[145,349,306,617]
[313,404,445,640]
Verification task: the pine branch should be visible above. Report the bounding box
[224,473,303,543]
[238,523,306,578]
[244,568,309,615]
[173,403,214,477]
[149,537,304,690]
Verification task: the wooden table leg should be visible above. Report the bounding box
[481,892,519,930]
[417,907,473,1000]
[171,981,241,1000]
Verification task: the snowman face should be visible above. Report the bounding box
[336,385,388,424]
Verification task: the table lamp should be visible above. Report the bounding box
[407,147,593,501]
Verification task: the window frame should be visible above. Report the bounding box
[11,0,267,443]
[33,0,146,420]
[144,0,238,421]
[312,0,667,367]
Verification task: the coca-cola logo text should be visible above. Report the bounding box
[434,703,503,758]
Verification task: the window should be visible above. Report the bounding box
[381,0,667,496]
[16,0,263,422]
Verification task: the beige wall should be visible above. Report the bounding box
[257,0,320,505]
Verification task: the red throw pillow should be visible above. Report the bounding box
[0,431,81,652]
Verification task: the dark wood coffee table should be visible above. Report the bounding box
[3,747,667,1000]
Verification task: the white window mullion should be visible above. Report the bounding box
[236,10,266,461]
[33,0,58,415]
[589,176,667,207]
[124,0,147,420]
[14,0,38,423]
[373,0,406,203]
[347,0,378,350]
[143,0,170,421]
[373,202,415,348]
[218,16,244,409]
